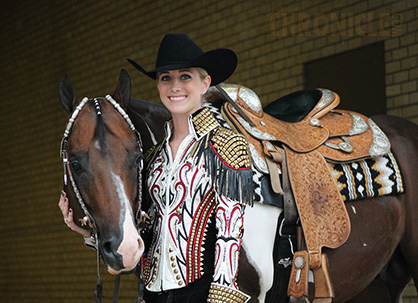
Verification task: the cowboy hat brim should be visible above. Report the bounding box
[127,48,237,86]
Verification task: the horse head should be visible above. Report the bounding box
[58,69,144,275]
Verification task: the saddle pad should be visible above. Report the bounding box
[328,151,404,202]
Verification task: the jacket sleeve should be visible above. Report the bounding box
[207,194,250,302]
[204,127,252,302]
[212,194,245,287]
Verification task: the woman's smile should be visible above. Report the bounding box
[168,95,187,102]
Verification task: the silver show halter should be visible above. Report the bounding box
[60,95,144,232]
[59,95,144,303]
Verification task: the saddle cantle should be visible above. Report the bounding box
[206,83,392,302]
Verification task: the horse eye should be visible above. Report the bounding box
[70,159,83,174]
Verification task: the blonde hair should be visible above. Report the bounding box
[156,67,209,81]
[195,67,209,80]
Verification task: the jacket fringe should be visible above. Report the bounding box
[200,140,254,206]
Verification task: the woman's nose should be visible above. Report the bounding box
[171,78,181,92]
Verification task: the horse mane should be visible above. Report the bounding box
[127,98,171,152]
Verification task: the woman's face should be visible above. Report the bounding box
[156,68,211,118]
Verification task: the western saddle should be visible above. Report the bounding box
[205,84,391,303]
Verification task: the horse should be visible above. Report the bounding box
[58,69,418,303]
[58,69,169,278]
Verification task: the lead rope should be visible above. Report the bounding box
[112,274,121,303]
[94,233,104,303]
[136,257,146,303]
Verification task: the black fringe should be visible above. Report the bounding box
[202,143,254,206]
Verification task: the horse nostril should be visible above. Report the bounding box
[103,241,112,254]
[101,238,120,258]
[100,238,125,272]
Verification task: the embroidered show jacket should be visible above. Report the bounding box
[144,107,253,292]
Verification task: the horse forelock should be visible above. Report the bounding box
[94,113,109,154]
[89,100,137,156]
[88,100,112,155]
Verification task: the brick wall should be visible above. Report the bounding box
[0,0,416,302]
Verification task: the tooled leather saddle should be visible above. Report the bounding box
[205,83,391,303]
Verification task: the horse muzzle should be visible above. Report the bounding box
[102,232,145,275]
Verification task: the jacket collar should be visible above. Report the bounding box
[190,107,220,140]
[164,107,220,142]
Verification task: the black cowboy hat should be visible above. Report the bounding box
[127,33,237,86]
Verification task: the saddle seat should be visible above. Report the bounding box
[206,83,391,303]
[263,89,322,123]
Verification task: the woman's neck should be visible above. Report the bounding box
[170,106,201,141]
[170,115,190,142]
[168,114,191,159]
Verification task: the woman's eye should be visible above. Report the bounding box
[181,74,191,80]
[160,75,170,81]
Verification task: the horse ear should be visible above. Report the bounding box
[112,69,131,109]
[59,75,77,114]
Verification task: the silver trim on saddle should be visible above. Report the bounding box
[368,118,391,156]
[218,83,263,114]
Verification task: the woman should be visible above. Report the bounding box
[59,33,253,303]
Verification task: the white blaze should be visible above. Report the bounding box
[110,172,144,273]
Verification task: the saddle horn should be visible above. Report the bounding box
[215,84,255,127]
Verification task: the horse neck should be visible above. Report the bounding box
[127,98,170,152]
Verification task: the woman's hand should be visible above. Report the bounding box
[58,191,91,237]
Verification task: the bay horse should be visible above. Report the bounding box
[58,70,418,302]
[58,69,168,277]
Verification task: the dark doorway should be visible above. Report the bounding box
[304,42,386,116]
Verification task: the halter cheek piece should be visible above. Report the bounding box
[60,95,144,236]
